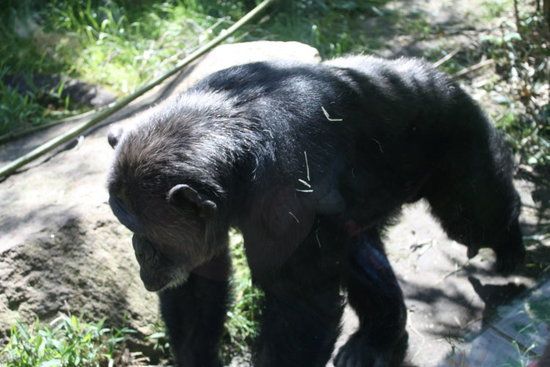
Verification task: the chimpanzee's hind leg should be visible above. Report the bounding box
[423,106,524,272]
[334,230,407,367]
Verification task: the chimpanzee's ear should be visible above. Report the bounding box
[167,184,217,218]
[241,186,315,278]
[107,126,124,149]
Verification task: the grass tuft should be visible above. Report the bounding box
[0,314,135,367]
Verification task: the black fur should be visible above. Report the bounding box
[107,56,524,367]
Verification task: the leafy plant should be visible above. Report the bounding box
[480,2,549,167]
[0,314,135,367]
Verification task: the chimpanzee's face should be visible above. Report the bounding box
[107,183,218,292]
[106,121,223,292]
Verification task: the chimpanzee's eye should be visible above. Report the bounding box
[109,195,143,233]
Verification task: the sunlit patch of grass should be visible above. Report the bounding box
[0,0,234,133]
[481,0,514,20]
[250,0,391,58]
[401,14,433,38]
[33,1,231,94]
[0,314,135,367]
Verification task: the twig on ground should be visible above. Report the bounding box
[452,59,495,79]
[433,48,461,68]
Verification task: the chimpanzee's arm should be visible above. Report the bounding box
[159,251,230,367]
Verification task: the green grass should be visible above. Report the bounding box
[0,0,239,136]
[0,314,135,367]
[223,230,264,362]
[481,0,513,20]
[252,0,390,57]
[0,75,47,134]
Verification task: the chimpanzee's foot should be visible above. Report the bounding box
[334,331,408,367]
[494,222,525,274]
[495,243,525,274]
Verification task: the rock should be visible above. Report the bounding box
[0,41,321,338]
[169,41,320,94]
[0,216,157,328]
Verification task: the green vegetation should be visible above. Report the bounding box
[0,314,135,367]
[503,340,536,367]
[502,293,550,367]
[482,0,513,20]
[479,3,549,167]
[0,0,238,135]
[254,0,391,57]
[527,296,550,324]
[223,231,263,362]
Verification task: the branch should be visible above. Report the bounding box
[433,48,460,68]
[452,59,495,79]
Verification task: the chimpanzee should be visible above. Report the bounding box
[107,56,525,367]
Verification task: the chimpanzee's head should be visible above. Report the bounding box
[106,112,229,292]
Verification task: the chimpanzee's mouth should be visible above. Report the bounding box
[139,267,189,292]
[139,270,168,292]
